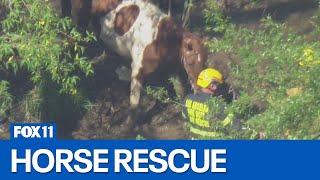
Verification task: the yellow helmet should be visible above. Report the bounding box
[197,68,223,88]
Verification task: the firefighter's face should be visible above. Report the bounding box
[208,80,220,94]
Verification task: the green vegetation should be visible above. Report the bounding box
[204,0,320,139]
[0,81,12,115]
[0,0,94,122]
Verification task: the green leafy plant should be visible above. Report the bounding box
[0,0,95,123]
[0,81,12,116]
[204,0,320,139]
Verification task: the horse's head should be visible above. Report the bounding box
[181,32,207,90]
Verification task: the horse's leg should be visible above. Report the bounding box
[91,14,102,37]
[173,73,186,99]
[173,65,190,99]
[61,0,72,17]
[121,68,143,133]
[130,72,143,110]
[71,0,92,34]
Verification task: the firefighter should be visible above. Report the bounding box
[182,68,240,139]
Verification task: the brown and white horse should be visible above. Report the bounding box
[63,0,207,110]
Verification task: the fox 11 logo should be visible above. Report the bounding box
[10,124,56,140]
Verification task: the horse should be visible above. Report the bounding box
[62,0,207,111]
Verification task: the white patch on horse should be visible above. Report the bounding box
[99,0,168,108]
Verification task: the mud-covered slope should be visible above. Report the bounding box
[72,80,190,140]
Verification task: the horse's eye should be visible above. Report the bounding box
[187,44,193,51]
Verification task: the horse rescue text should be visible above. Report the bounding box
[12,148,227,173]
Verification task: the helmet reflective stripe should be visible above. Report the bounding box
[197,68,223,88]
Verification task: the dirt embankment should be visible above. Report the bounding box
[71,52,190,140]
[72,83,189,140]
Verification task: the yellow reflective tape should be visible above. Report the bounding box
[190,126,218,138]
[222,113,234,127]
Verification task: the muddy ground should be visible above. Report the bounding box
[70,47,191,140]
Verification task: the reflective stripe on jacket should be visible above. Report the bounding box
[182,92,237,138]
